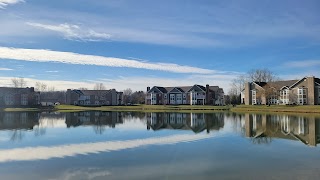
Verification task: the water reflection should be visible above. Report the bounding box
[146,112,224,133]
[245,114,320,146]
[0,112,39,141]
[0,111,319,147]
[66,111,123,134]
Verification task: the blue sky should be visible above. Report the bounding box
[0,0,319,91]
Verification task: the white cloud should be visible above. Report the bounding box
[26,22,111,42]
[50,168,111,180]
[0,134,211,162]
[45,70,59,73]
[0,77,95,90]
[0,47,214,74]
[0,73,234,92]
[284,60,320,68]
[0,67,13,70]
[0,0,23,9]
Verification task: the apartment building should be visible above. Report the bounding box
[243,76,320,105]
[145,84,224,105]
[0,87,40,107]
[66,89,123,106]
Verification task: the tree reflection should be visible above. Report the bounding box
[250,136,272,144]
[9,130,25,141]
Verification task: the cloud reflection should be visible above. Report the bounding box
[0,134,211,163]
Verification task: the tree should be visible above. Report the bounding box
[11,78,27,88]
[247,68,278,83]
[230,74,247,96]
[94,83,106,90]
[224,95,231,105]
[123,88,133,104]
[288,91,298,105]
[131,91,146,104]
[35,82,47,91]
[256,84,279,105]
[229,68,279,105]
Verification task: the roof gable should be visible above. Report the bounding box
[148,86,166,93]
[188,85,206,92]
[289,77,307,88]
[168,87,183,93]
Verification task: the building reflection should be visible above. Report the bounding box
[146,112,224,133]
[245,114,320,146]
[0,112,40,131]
[65,111,123,133]
[0,112,40,141]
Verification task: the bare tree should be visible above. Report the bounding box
[123,88,133,104]
[229,68,279,105]
[230,74,247,95]
[35,82,48,91]
[289,91,298,104]
[94,83,106,90]
[11,77,27,88]
[247,68,278,83]
[256,84,279,105]
[48,86,55,92]
[131,91,146,104]
[78,87,88,90]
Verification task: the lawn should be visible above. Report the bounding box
[2,104,320,114]
[231,105,320,113]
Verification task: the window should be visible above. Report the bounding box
[252,90,257,105]
[280,89,289,104]
[297,87,307,105]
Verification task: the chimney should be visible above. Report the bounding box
[206,84,209,105]
[147,87,150,92]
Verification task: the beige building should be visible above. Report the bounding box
[145,84,225,105]
[66,89,123,106]
[243,76,320,105]
[245,114,320,146]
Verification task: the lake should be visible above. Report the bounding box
[0,111,319,180]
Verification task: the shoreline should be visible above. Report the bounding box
[1,105,320,114]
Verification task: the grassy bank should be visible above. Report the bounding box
[231,105,320,114]
[1,104,320,114]
[54,104,230,112]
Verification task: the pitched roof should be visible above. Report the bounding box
[149,85,223,93]
[155,86,168,93]
[315,78,320,85]
[266,80,298,89]
[73,90,110,96]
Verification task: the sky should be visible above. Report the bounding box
[0,0,319,92]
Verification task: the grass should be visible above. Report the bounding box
[1,108,40,112]
[1,104,320,114]
[231,105,320,114]
[54,104,230,112]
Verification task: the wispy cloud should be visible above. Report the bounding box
[0,0,24,9]
[45,70,59,73]
[284,60,320,68]
[0,72,234,92]
[0,67,13,71]
[0,47,214,74]
[26,22,111,42]
[0,134,211,162]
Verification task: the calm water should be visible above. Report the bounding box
[0,111,320,180]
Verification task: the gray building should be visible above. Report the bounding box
[0,87,40,107]
[66,89,123,106]
[145,84,224,105]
